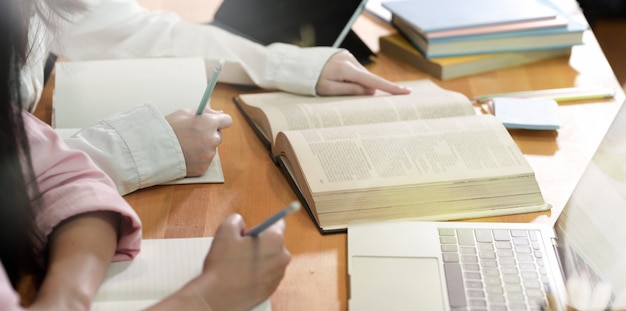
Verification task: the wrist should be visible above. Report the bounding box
[145,276,215,311]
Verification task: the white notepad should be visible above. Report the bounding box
[53,58,224,184]
[91,237,272,311]
[493,97,561,130]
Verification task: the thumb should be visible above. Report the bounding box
[217,213,247,237]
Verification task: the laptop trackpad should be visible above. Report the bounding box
[350,256,445,310]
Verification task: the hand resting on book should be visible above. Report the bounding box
[317,50,412,96]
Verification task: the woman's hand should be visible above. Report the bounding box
[316,50,411,96]
[166,108,233,177]
[148,214,290,311]
[196,214,290,311]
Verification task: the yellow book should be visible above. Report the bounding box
[379,33,571,80]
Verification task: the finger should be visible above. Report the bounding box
[220,213,246,236]
[265,218,286,235]
[201,112,233,130]
[216,130,223,143]
[343,70,411,95]
[214,113,233,129]
[319,80,376,96]
[202,108,224,114]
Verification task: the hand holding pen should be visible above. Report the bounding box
[195,203,296,310]
[164,58,232,177]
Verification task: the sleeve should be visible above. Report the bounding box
[62,104,187,196]
[24,112,142,261]
[51,0,340,96]
[0,267,23,310]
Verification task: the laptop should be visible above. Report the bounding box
[348,101,626,311]
[211,0,374,64]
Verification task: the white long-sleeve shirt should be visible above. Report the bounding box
[24,0,339,195]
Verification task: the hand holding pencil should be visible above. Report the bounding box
[186,210,291,311]
[164,58,232,177]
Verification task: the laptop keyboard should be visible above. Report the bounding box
[438,228,550,311]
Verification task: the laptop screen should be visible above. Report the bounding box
[555,101,626,308]
[212,0,374,63]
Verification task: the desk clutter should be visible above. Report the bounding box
[378,0,586,79]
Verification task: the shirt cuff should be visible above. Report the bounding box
[266,43,341,96]
[95,103,186,193]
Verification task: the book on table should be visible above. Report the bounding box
[382,0,563,38]
[384,0,586,58]
[233,80,549,233]
[379,33,572,80]
[91,237,271,311]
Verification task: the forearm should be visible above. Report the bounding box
[52,0,337,95]
[62,104,186,195]
[31,211,120,311]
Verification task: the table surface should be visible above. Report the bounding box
[34,1,626,310]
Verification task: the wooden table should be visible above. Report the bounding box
[34,1,625,310]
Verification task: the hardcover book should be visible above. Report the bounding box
[233,80,549,233]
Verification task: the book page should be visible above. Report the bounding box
[91,237,272,311]
[54,129,224,184]
[237,80,473,148]
[276,114,532,194]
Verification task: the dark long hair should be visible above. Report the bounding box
[0,0,85,288]
[0,0,43,288]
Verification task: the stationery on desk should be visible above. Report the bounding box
[474,87,615,130]
[90,237,272,311]
[383,0,586,58]
[233,79,548,233]
[52,57,225,184]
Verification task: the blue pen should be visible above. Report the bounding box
[196,59,225,115]
[244,201,302,236]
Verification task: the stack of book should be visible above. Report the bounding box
[380,0,586,80]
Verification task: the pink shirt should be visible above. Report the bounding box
[0,113,142,309]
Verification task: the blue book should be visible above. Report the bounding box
[383,0,559,34]
[387,0,587,58]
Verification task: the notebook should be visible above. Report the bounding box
[91,237,271,311]
[348,100,626,310]
[211,0,374,64]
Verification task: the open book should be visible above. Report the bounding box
[53,57,224,184]
[91,237,271,311]
[234,80,549,233]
